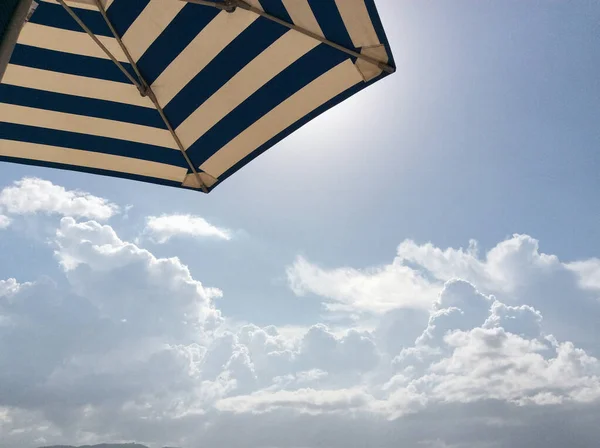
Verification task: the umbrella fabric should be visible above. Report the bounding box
[0,0,394,192]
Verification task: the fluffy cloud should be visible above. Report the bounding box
[0,278,24,296]
[0,213,226,438]
[568,259,600,292]
[389,281,600,414]
[0,214,10,229]
[54,217,223,335]
[288,235,571,312]
[212,279,600,421]
[0,177,118,220]
[289,234,600,354]
[287,255,439,313]
[425,327,600,406]
[143,214,231,243]
[393,235,566,297]
[1,186,599,447]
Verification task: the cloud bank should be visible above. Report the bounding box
[0,178,599,448]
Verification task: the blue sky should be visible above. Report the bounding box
[1,1,600,447]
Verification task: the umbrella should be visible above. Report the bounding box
[0,0,395,193]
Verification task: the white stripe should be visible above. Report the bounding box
[177,30,319,149]
[38,0,112,10]
[0,139,186,182]
[17,23,128,62]
[0,104,177,149]
[3,65,155,108]
[152,9,258,106]
[200,59,363,178]
[334,0,380,48]
[281,0,323,37]
[122,0,186,62]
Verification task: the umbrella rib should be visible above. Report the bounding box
[56,0,209,193]
[183,0,395,75]
[56,0,144,93]
[92,0,147,91]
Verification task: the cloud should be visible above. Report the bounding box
[143,214,232,243]
[288,235,600,354]
[53,217,223,336]
[215,280,600,422]
[393,234,569,302]
[388,282,600,416]
[0,214,10,229]
[425,327,600,406]
[567,259,600,292]
[0,278,24,296]
[482,301,543,340]
[1,196,600,448]
[286,255,439,313]
[0,216,225,432]
[287,234,571,314]
[215,387,375,415]
[296,324,380,374]
[0,177,118,220]
[416,279,493,347]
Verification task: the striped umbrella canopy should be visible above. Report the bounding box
[0,0,395,193]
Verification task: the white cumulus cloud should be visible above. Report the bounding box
[287,235,600,355]
[143,214,232,243]
[287,255,439,313]
[0,177,118,220]
[1,198,599,448]
[567,259,600,292]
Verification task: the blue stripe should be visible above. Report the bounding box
[9,45,136,83]
[187,44,348,166]
[29,2,112,37]
[137,4,220,85]
[105,0,150,37]
[0,155,188,190]
[0,84,164,128]
[258,0,292,23]
[308,0,356,51]
[0,123,186,168]
[165,18,287,128]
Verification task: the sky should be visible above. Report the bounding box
[1,1,599,447]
